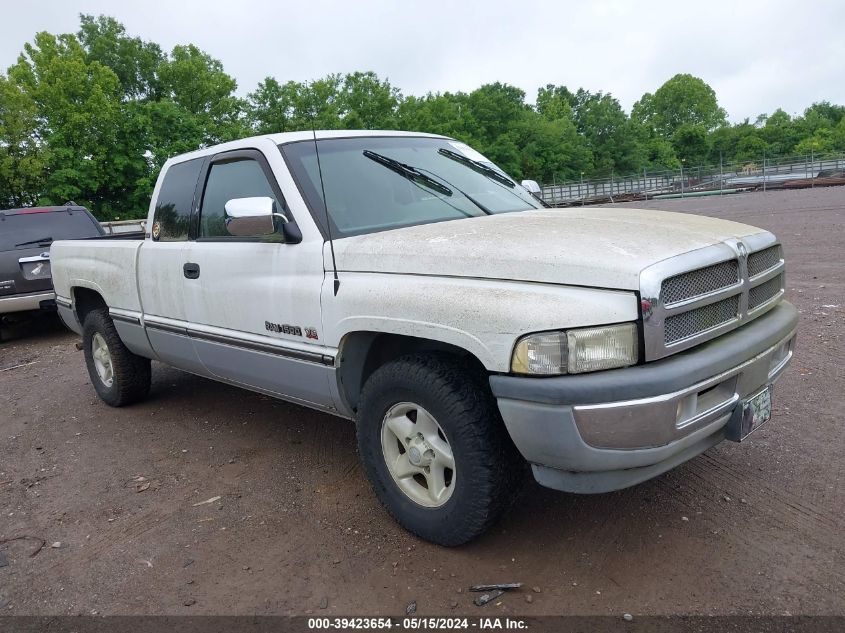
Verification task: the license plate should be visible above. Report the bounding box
[739,386,773,440]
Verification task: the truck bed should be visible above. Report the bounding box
[50,239,145,313]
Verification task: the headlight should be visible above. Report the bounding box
[511,323,639,375]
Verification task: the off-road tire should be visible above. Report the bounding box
[82,309,151,407]
[357,353,525,546]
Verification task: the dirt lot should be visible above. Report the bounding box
[1,187,843,618]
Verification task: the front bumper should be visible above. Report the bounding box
[489,301,798,493]
[0,290,56,315]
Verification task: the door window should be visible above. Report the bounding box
[199,158,283,239]
[152,158,203,241]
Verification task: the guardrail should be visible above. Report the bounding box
[541,152,845,205]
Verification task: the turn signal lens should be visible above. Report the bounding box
[511,332,567,375]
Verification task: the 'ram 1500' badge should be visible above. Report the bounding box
[265,321,302,336]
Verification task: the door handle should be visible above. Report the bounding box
[183,263,200,279]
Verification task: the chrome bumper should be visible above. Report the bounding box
[0,290,56,315]
[571,332,794,450]
[489,301,798,493]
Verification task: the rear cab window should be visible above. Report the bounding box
[151,158,204,241]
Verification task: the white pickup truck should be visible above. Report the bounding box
[51,130,797,545]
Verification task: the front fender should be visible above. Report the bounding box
[323,273,639,372]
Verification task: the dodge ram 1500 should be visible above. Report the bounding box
[50,130,797,545]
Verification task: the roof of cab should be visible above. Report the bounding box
[165,130,450,167]
[264,129,448,144]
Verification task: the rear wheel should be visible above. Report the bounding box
[82,309,150,407]
[357,354,525,546]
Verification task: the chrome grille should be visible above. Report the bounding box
[748,245,782,277]
[661,260,739,305]
[640,234,786,360]
[749,274,783,310]
[664,295,740,344]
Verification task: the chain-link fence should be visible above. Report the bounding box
[541,151,845,206]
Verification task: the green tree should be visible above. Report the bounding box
[759,109,801,156]
[77,14,164,100]
[158,44,234,115]
[671,123,710,165]
[397,91,473,140]
[634,74,726,136]
[248,77,300,133]
[708,124,738,164]
[0,75,46,207]
[643,136,681,170]
[339,71,400,129]
[247,74,348,132]
[833,118,845,152]
[461,83,530,174]
[291,74,345,130]
[629,95,681,171]
[515,113,591,182]
[571,89,644,174]
[536,84,576,121]
[734,134,770,164]
[795,129,834,155]
[6,31,126,214]
[804,101,845,128]
[157,44,248,143]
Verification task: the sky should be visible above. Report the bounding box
[2,0,844,122]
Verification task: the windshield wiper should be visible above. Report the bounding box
[437,148,515,188]
[363,150,453,197]
[363,150,492,217]
[411,166,493,216]
[15,236,53,248]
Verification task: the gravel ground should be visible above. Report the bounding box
[0,187,843,618]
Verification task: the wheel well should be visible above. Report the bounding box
[337,332,487,413]
[72,287,107,325]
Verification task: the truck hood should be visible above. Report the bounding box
[332,208,767,290]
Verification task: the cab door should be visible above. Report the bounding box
[181,148,334,408]
[139,156,209,376]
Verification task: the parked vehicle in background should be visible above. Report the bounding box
[50,131,797,546]
[0,204,104,331]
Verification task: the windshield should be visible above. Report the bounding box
[281,136,543,238]
[0,210,102,251]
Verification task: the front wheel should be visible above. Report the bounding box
[356,354,524,546]
[82,309,151,407]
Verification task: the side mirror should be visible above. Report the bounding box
[521,179,542,196]
[224,197,288,237]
